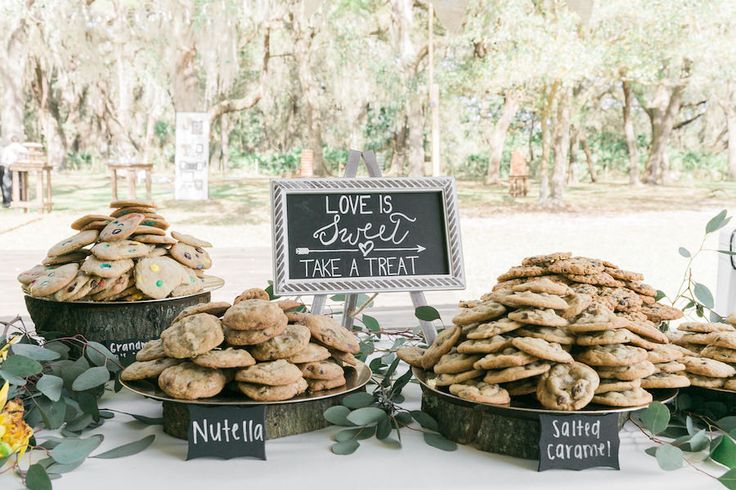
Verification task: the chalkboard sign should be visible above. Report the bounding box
[103,338,152,366]
[271,177,464,295]
[187,405,266,460]
[538,413,620,471]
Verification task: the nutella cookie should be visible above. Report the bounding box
[193,348,256,369]
[136,339,166,361]
[174,302,232,323]
[301,314,360,354]
[224,323,286,346]
[449,381,510,405]
[536,362,599,411]
[161,313,224,359]
[298,360,343,380]
[287,343,331,364]
[238,378,308,401]
[121,358,181,381]
[234,359,303,385]
[250,324,311,361]
[223,299,288,331]
[158,362,226,400]
[307,376,347,392]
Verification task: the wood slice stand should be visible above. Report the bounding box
[420,385,631,460]
[25,291,211,342]
[162,394,349,440]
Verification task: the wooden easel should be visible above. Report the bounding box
[309,150,438,343]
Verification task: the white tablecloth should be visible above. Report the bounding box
[1,380,721,490]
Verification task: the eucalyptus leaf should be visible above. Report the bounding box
[85,342,120,372]
[36,397,67,430]
[331,440,359,455]
[361,314,380,332]
[718,417,736,433]
[644,446,658,457]
[411,411,439,432]
[92,434,155,459]
[677,247,691,258]
[415,306,441,322]
[423,432,457,451]
[50,435,103,464]
[685,430,709,452]
[334,428,361,443]
[36,375,64,402]
[324,405,352,426]
[354,426,377,440]
[655,445,683,471]
[45,459,85,474]
[706,209,729,234]
[12,343,60,361]
[65,414,94,432]
[711,434,736,467]
[639,402,670,435]
[0,369,27,386]
[2,355,43,377]
[72,366,110,391]
[693,282,715,309]
[381,357,401,387]
[376,417,392,440]
[720,468,736,490]
[394,412,412,426]
[655,290,666,301]
[346,407,388,426]
[25,463,51,490]
[341,391,375,409]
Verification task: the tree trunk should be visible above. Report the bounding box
[726,104,736,180]
[220,113,230,173]
[567,126,578,185]
[578,132,596,183]
[644,84,684,184]
[0,18,29,144]
[550,88,570,200]
[386,126,407,176]
[172,46,202,112]
[293,18,328,177]
[538,83,558,201]
[392,0,425,177]
[622,80,640,185]
[485,93,519,185]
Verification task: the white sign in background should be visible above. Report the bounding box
[175,112,210,200]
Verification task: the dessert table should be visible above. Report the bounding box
[0,373,720,490]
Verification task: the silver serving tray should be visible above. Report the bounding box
[122,361,372,406]
[414,367,677,416]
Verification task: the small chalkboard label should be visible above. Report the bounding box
[271,177,464,295]
[186,405,267,460]
[103,338,151,366]
[538,413,620,471]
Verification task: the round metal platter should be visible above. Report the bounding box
[414,367,677,416]
[689,385,736,395]
[23,275,224,305]
[122,361,372,406]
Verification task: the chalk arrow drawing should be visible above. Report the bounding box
[295,245,426,255]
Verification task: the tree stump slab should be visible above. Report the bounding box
[162,393,354,440]
[421,385,633,460]
[25,292,211,343]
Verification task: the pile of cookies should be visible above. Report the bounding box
[121,288,361,401]
[670,321,736,390]
[17,199,214,302]
[398,253,686,411]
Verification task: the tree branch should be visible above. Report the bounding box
[208,26,271,123]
